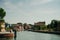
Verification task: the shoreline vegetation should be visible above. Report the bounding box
[32,31,60,35]
[28,30,60,35]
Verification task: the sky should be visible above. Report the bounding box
[0,0,60,24]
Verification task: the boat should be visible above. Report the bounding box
[0,32,14,38]
[0,21,14,38]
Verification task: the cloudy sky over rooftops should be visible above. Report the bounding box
[0,0,60,24]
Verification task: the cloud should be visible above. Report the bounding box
[0,0,60,24]
[29,0,53,6]
[41,0,52,3]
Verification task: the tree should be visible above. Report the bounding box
[0,8,6,19]
[51,20,57,28]
[50,20,58,31]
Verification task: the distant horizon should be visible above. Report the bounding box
[0,0,60,25]
[4,19,60,25]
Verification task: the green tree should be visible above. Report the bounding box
[51,20,57,28]
[0,8,6,19]
[49,20,57,31]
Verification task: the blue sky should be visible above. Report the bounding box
[0,0,60,24]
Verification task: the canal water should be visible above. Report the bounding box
[0,31,60,40]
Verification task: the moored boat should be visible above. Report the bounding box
[0,32,14,38]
